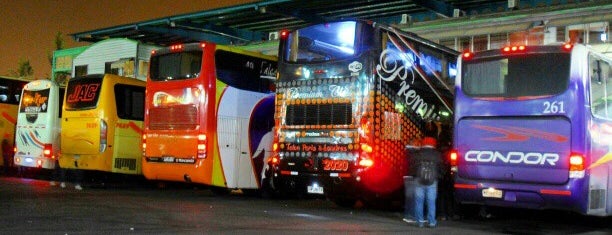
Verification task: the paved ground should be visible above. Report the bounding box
[0,175,610,234]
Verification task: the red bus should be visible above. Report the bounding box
[142,43,277,193]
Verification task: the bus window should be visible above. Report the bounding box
[462,53,570,98]
[58,88,65,118]
[114,84,145,121]
[150,51,201,81]
[65,76,103,110]
[19,89,50,114]
[590,56,612,119]
[0,85,10,103]
[285,21,357,63]
[0,80,24,105]
[215,50,274,93]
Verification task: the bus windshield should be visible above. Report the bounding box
[150,51,202,81]
[462,53,570,98]
[20,89,50,113]
[65,76,102,110]
[284,21,358,63]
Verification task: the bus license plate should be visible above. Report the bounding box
[482,188,503,198]
[307,184,324,195]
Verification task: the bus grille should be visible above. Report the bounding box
[285,103,352,125]
[114,158,136,171]
[589,189,605,209]
[149,105,198,130]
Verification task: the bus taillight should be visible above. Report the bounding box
[268,155,280,166]
[569,153,585,178]
[100,120,108,153]
[449,149,459,173]
[197,134,207,159]
[141,134,147,153]
[43,144,53,158]
[358,157,374,168]
[562,43,573,51]
[360,143,373,153]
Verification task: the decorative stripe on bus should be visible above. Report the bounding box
[591,152,612,169]
[454,183,478,189]
[2,111,16,125]
[540,189,571,196]
[116,121,143,134]
[472,124,568,143]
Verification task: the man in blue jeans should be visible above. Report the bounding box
[403,141,420,224]
[409,137,443,228]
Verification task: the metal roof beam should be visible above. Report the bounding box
[264,5,329,25]
[172,21,266,42]
[139,26,232,45]
[411,0,457,18]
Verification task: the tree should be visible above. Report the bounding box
[10,58,34,79]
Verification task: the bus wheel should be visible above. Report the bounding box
[332,197,357,208]
[260,176,280,199]
[2,139,13,175]
[210,187,230,196]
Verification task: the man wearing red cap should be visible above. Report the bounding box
[408,137,443,228]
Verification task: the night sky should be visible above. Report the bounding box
[0,0,254,79]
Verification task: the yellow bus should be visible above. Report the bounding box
[0,76,29,174]
[60,74,145,175]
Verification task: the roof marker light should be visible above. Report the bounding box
[280,30,289,39]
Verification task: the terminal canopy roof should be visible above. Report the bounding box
[71,0,511,46]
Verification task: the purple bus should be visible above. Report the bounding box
[452,44,612,216]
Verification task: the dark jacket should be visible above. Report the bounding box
[408,146,444,181]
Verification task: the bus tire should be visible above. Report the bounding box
[332,197,357,208]
[2,139,12,174]
[210,186,230,196]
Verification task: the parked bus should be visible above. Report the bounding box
[452,44,612,216]
[142,43,277,193]
[14,80,63,170]
[0,76,29,173]
[60,74,145,175]
[267,20,458,206]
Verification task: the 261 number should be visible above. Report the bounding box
[543,101,565,114]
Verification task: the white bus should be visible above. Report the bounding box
[14,80,63,169]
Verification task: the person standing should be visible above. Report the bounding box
[409,137,444,228]
[402,139,421,224]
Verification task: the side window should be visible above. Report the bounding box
[0,80,26,105]
[75,65,88,77]
[590,54,612,119]
[215,50,276,93]
[58,88,65,118]
[0,85,10,104]
[114,84,145,121]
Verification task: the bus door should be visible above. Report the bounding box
[217,87,261,189]
[111,84,145,174]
